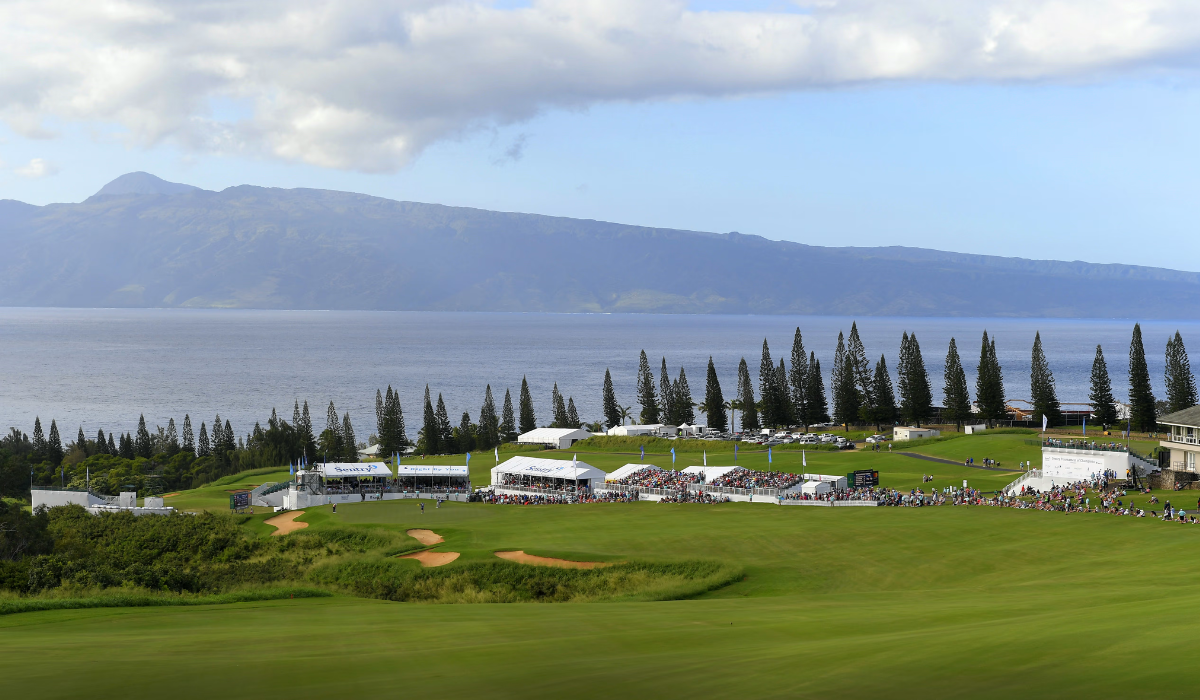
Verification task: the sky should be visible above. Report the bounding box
[2,0,1200,269]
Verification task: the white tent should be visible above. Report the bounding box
[682,465,742,483]
[491,455,606,492]
[318,462,392,478]
[607,463,660,481]
[394,464,470,490]
[801,480,832,495]
[517,428,594,449]
[395,465,469,477]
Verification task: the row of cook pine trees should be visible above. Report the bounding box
[602,322,1196,435]
[5,321,1195,499]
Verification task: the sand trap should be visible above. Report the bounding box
[265,511,308,536]
[407,529,444,545]
[494,551,609,569]
[400,551,460,567]
[163,492,181,498]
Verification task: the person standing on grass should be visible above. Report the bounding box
[421,502,425,514]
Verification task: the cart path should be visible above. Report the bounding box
[407,529,444,545]
[897,452,1014,472]
[265,511,308,536]
[495,550,609,569]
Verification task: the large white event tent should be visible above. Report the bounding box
[395,464,470,491]
[606,463,660,481]
[315,462,393,494]
[491,455,606,494]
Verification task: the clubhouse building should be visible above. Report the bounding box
[1158,406,1200,488]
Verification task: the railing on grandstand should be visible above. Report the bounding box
[1031,438,1129,453]
[596,483,683,498]
[492,484,585,498]
[257,480,293,497]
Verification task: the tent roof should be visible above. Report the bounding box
[395,464,469,477]
[607,463,660,481]
[319,462,392,477]
[492,455,605,480]
[682,466,742,481]
[517,427,593,441]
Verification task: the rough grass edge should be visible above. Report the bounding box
[0,586,332,617]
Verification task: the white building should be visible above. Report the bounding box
[893,427,941,441]
[31,489,175,516]
[517,427,593,449]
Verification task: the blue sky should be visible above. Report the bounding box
[3,1,1200,269]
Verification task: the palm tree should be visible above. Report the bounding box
[617,405,633,426]
[728,399,741,434]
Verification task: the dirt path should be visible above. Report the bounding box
[265,511,308,536]
[400,551,460,567]
[494,551,609,569]
[407,529,444,545]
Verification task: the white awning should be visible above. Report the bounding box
[607,463,660,481]
[319,462,392,477]
[491,455,605,484]
[395,465,470,477]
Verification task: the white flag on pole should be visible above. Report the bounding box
[703,450,707,466]
[802,450,807,468]
[1042,414,1048,432]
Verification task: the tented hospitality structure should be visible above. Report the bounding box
[681,465,742,483]
[491,455,606,495]
[316,462,393,494]
[395,464,470,491]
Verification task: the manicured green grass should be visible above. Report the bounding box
[163,468,292,512]
[5,499,1200,698]
[16,432,1189,697]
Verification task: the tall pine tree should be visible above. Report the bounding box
[871,355,897,430]
[501,388,517,442]
[341,412,356,460]
[636,350,659,424]
[566,397,580,428]
[134,415,152,458]
[551,383,569,427]
[435,394,453,451]
[375,389,385,444]
[421,385,439,455]
[833,352,860,430]
[457,412,475,452]
[32,417,45,458]
[660,357,676,425]
[847,322,874,412]
[1128,323,1157,432]
[737,357,759,432]
[182,414,194,454]
[703,357,727,432]
[379,385,408,456]
[107,432,117,455]
[943,338,971,430]
[675,367,695,425]
[831,332,846,410]
[602,369,621,429]
[119,432,135,460]
[758,339,780,427]
[789,328,809,428]
[478,385,500,449]
[519,376,537,434]
[899,332,933,427]
[300,400,316,461]
[47,420,63,465]
[1030,331,1063,428]
[197,422,210,457]
[1165,331,1198,414]
[975,331,1007,426]
[96,428,108,455]
[165,417,180,454]
[1089,345,1118,427]
[804,353,829,426]
[776,359,794,426]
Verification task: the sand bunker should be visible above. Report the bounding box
[163,493,181,498]
[494,551,608,569]
[400,551,460,567]
[407,529,444,545]
[265,511,308,536]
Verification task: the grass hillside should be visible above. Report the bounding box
[5,431,1195,698]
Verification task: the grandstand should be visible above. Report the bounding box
[491,456,606,497]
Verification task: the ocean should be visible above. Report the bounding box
[2,308,1198,441]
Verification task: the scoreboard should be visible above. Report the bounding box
[848,469,879,488]
[230,492,251,511]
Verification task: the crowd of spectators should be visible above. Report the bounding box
[1043,438,1128,452]
[708,467,803,491]
[613,468,702,491]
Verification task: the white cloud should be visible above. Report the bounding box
[1,0,1198,172]
[14,158,58,179]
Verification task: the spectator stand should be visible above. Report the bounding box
[490,455,606,499]
[392,464,471,499]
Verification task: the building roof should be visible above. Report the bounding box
[491,455,605,481]
[1158,405,1200,427]
[517,427,593,442]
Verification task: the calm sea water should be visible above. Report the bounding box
[2,308,1198,440]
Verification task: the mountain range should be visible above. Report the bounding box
[1,172,1196,318]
